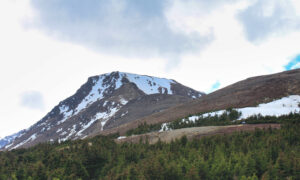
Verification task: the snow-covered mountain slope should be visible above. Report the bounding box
[200,95,300,119]
[2,72,203,150]
[100,69,300,136]
[0,130,26,149]
[166,95,300,127]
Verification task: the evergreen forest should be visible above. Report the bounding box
[0,114,299,179]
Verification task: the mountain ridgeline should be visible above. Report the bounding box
[1,69,300,179]
[1,69,300,150]
[2,72,203,150]
[101,69,300,136]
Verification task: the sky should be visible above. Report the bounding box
[0,0,300,137]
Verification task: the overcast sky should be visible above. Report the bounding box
[0,0,300,137]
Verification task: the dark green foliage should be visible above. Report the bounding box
[125,109,243,136]
[168,110,300,130]
[126,110,300,137]
[167,108,242,130]
[0,115,299,179]
[126,122,161,136]
[244,113,300,124]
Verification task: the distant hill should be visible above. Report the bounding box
[101,69,300,136]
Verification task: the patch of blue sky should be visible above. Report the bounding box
[285,55,300,70]
[209,81,220,93]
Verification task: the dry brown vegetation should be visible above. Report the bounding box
[101,69,300,136]
[115,124,281,144]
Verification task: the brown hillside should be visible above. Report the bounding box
[100,69,300,136]
[115,124,281,144]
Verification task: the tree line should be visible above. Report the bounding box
[0,113,299,179]
[126,109,300,136]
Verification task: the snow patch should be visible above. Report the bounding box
[103,101,108,106]
[0,130,26,149]
[191,95,300,121]
[117,136,126,140]
[237,95,300,119]
[121,73,174,95]
[159,95,300,132]
[61,125,77,142]
[76,117,98,137]
[30,133,37,141]
[202,110,226,118]
[12,133,37,149]
[74,74,123,115]
[75,76,106,114]
[46,125,52,131]
[121,111,128,117]
[76,105,121,137]
[4,143,14,149]
[56,128,63,133]
[40,127,46,132]
[58,105,73,125]
[95,107,120,130]
[60,131,67,136]
[120,98,128,105]
[159,123,170,132]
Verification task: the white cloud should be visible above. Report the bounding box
[27,0,213,63]
[238,0,300,42]
[20,91,45,110]
[165,0,300,92]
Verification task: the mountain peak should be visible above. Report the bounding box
[2,72,203,150]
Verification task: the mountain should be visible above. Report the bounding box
[101,69,300,136]
[0,130,25,149]
[3,69,299,150]
[2,72,204,150]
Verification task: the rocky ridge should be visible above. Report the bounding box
[2,72,203,150]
